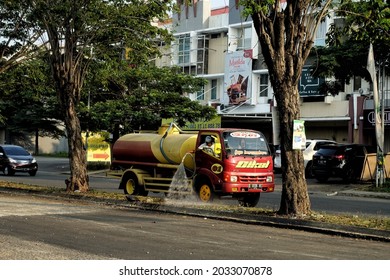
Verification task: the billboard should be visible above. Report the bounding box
[223,50,252,106]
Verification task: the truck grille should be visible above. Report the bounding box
[239,175,268,183]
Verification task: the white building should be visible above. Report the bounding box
[157,0,389,151]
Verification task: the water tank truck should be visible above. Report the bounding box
[108,123,275,207]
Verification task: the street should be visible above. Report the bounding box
[0,156,389,217]
[0,193,389,260]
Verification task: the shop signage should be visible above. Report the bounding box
[363,110,390,127]
[299,67,325,96]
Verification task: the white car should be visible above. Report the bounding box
[273,145,281,172]
[304,139,337,177]
[273,140,337,176]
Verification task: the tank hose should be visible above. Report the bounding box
[159,122,177,164]
[181,152,196,179]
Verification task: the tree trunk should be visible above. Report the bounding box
[275,84,311,215]
[62,87,89,192]
[249,3,314,216]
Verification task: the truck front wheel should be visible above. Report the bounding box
[121,173,148,196]
[197,183,214,203]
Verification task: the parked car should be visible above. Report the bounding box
[0,145,38,176]
[312,144,376,183]
[273,140,336,175]
[304,139,337,177]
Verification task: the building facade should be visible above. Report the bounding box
[158,0,389,152]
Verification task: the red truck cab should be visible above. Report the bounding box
[193,129,274,207]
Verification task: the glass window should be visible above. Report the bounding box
[178,34,191,64]
[353,76,361,92]
[259,74,268,97]
[3,146,30,156]
[222,131,270,156]
[211,79,217,100]
[237,27,251,50]
[196,87,204,100]
[196,35,209,75]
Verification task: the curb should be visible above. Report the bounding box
[338,190,390,200]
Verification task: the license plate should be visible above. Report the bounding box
[249,184,262,190]
[318,160,326,165]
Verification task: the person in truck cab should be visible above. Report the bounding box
[238,139,246,149]
[198,136,215,155]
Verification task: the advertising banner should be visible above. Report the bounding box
[222,50,252,106]
[292,120,306,150]
[83,132,111,162]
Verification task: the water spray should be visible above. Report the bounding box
[181,152,196,178]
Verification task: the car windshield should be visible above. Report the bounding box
[223,131,270,156]
[3,146,30,156]
[316,146,339,156]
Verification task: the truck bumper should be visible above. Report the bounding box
[222,182,275,193]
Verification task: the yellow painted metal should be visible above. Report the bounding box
[115,124,197,170]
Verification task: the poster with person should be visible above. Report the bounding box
[223,50,252,106]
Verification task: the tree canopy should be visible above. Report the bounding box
[0,58,64,147]
[312,0,390,87]
[0,0,216,192]
[80,64,216,136]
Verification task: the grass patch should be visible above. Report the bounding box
[360,180,390,193]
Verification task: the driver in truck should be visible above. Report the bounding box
[198,136,215,155]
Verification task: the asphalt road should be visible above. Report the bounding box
[1,193,389,260]
[1,156,390,217]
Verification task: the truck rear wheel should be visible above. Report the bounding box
[197,183,214,203]
[121,173,148,196]
[238,193,260,207]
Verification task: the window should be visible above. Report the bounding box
[237,27,251,50]
[211,80,217,100]
[196,87,204,100]
[259,74,268,97]
[196,35,209,75]
[178,34,191,64]
[353,76,361,92]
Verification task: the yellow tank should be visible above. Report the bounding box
[112,124,197,169]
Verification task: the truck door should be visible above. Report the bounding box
[196,134,222,160]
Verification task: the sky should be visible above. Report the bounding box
[211,0,229,8]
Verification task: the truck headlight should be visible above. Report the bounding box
[230,176,238,182]
[266,176,273,183]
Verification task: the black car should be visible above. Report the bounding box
[312,144,376,183]
[0,145,38,176]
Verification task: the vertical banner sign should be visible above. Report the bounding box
[293,120,306,150]
[367,43,383,152]
[367,43,384,186]
[223,50,252,106]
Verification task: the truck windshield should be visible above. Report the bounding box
[222,131,270,156]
